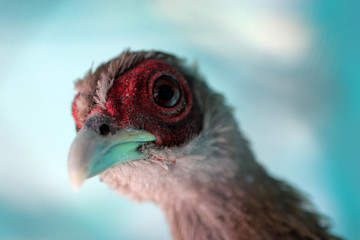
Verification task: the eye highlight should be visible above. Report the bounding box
[153,75,181,108]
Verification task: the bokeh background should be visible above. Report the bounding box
[0,0,359,239]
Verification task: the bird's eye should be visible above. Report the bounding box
[153,75,181,108]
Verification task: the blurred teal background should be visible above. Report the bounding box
[0,0,359,239]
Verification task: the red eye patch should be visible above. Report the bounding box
[73,58,203,146]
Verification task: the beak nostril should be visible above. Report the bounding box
[99,124,110,136]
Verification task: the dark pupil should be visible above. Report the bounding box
[153,75,181,108]
[158,84,174,101]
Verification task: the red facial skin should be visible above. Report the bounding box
[72,59,202,147]
[72,93,81,130]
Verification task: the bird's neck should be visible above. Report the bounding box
[158,168,337,240]
[157,173,264,240]
[153,117,335,240]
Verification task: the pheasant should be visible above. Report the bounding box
[68,50,340,240]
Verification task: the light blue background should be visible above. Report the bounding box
[0,0,359,239]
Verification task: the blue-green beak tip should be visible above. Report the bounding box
[68,127,156,191]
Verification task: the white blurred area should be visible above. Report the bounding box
[0,0,354,239]
[156,0,314,64]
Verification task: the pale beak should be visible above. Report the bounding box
[67,114,156,191]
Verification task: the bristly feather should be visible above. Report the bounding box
[76,50,341,240]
